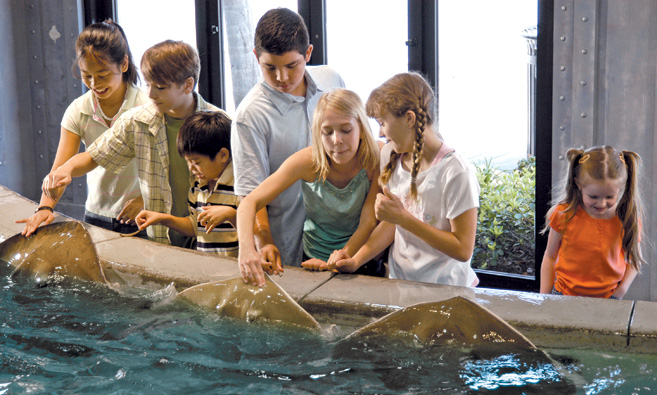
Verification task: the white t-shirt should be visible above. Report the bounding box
[61,84,149,218]
[382,143,480,286]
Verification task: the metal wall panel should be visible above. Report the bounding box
[552,0,657,301]
[0,0,85,218]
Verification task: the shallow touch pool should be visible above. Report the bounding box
[1,262,655,394]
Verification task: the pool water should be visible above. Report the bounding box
[1,262,656,394]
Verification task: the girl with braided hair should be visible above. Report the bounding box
[331,73,480,286]
[540,146,644,299]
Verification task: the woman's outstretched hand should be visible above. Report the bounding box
[15,209,55,237]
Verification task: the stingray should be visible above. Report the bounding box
[0,221,107,285]
[335,296,580,393]
[175,275,322,331]
[342,296,535,348]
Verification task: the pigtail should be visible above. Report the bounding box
[616,150,645,271]
[541,148,584,234]
[409,105,427,201]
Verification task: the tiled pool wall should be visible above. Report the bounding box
[1,185,655,354]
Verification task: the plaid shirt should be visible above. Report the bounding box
[87,94,221,244]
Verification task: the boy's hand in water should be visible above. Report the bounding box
[15,209,55,237]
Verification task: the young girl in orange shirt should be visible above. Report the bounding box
[540,146,644,299]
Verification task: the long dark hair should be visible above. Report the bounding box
[73,20,139,85]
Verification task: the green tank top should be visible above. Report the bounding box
[301,169,369,261]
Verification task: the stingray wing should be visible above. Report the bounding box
[0,221,107,285]
[345,296,535,348]
[176,275,321,331]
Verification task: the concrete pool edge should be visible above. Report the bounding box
[1,185,655,354]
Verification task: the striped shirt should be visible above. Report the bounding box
[87,93,221,244]
[188,161,239,257]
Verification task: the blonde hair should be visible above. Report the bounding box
[544,145,645,271]
[366,72,437,200]
[310,89,379,182]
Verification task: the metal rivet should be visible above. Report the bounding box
[31,30,36,34]
[559,96,565,101]
[78,183,83,188]
[36,105,41,109]
[560,66,566,71]
[35,80,39,84]
[38,130,42,134]
[39,154,44,159]
[581,113,587,118]
[73,84,78,88]
[581,49,588,54]
[560,36,567,41]
[561,6,567,11]
[582,17,588,22]
[33,55,37,59]
[581,81,587,86]
[559,155,564,160]
[560,125,566,131]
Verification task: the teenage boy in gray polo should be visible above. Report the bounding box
[232,8,344,276]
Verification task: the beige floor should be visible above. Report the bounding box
[1,185,655,354]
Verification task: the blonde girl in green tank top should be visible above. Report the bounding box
[236,89,381,287]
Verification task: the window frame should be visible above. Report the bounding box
[85,0,552,293]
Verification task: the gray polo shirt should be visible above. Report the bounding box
[231,65,345,266]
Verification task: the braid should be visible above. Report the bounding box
[409,105,427,201]
[379,150,401,188]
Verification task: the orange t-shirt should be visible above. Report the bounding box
[549,204,627,298]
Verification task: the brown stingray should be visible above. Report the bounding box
[176,275,321,331]
[344,296,536,348]
[0,221,107,285]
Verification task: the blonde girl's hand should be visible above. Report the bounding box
[375,186,407,225]
[239,246,268,287]
[42,170,72,201]
[16,209,55,237]
[301,257,331,272]
[198,206,236,233]
[117,196,144,225]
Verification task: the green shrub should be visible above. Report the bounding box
[473,156,535,274]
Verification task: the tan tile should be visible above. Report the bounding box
[475,287,633,350]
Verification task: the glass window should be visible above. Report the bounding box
[116,0,197,88]
[326,0,408,136]
[438,0,538,278]
[222,0,297,114]
[438,0,537,169]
